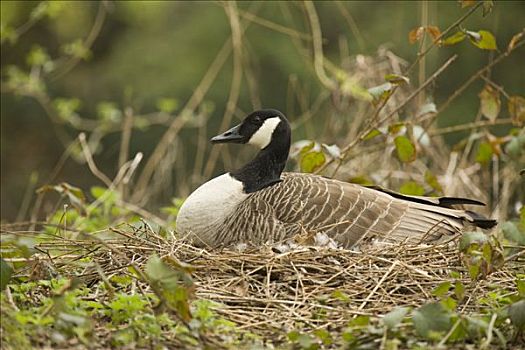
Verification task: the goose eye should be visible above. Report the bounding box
[253,116,261,124]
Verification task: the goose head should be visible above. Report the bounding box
[210,109,291,193]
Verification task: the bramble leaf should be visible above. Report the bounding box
[1,258,13,291]
[412,303,452,338]
[383,307,410,329]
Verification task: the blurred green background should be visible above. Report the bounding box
[1,1,524,221]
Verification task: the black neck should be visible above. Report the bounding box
[231,137,290,193]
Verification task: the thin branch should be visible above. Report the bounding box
[78,132,112,187]
[405,1,483,74]
[419,34,525,124]
[429,118,513,136]
[203,1,244,178]
[316,54,457,175]
[304,1,337,91]
[335,1,366,52]
[50,1,109,81]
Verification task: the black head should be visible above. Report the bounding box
[211,109,289,149]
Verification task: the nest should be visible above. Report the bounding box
[5,221,522,347]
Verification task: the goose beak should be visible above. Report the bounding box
[210,124,245,144]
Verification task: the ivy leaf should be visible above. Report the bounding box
[508,96,525,126]
[383,307,410,329]
[300,151,326,173]
[479,84,501,121]
[394,135,416,162]
[399,181,425,196]
[440,31,466,46]
[467,30,498,50]
[1,258,13,291]
[412,303,452,338]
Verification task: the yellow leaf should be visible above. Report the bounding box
[409,27,425,44]
[425,26,441,43]
[394,136,416,163]
[468,30,498,50]
[508,32,524,53]
[508,96,525,126]
[460,0,477,8]
[478,84,500,121]
[440,31,466,46]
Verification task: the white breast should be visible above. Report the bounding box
[176,173,248,245]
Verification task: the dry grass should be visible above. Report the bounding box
[6,221,520,347]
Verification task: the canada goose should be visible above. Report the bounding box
[176,109,497,248]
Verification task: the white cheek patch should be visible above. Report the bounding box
[248,117,281,149]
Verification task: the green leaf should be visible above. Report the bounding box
[348,315,370,327]
[383,307,410,329]
[479,84,501,121]
[432,281,452,297]
[300,151,326,173]
[385,74,410,85]
[394,136,416,162]
[467,30,498,50]
[287,330,300,342]
[97,102,122,123]
[368,82,393,104]
[424,170,443,194]
[475,142,493,165]
[459,231,488,251]
[156,98,178,114]
[508,299,525,331]
[501,221,525,246]
[517,279,525,297]
[455,281,465,301]
[440,296,457,311]
[62,39,91,60]
[363,128,382,140]
[399,181,425,196]
[440,31,466,46]
[54,98,81,124]
[412,303,452,338]
[0,24,18,44]
[26,45,52,69]
[1,258,13,291]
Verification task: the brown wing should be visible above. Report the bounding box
[237,173,493,248]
